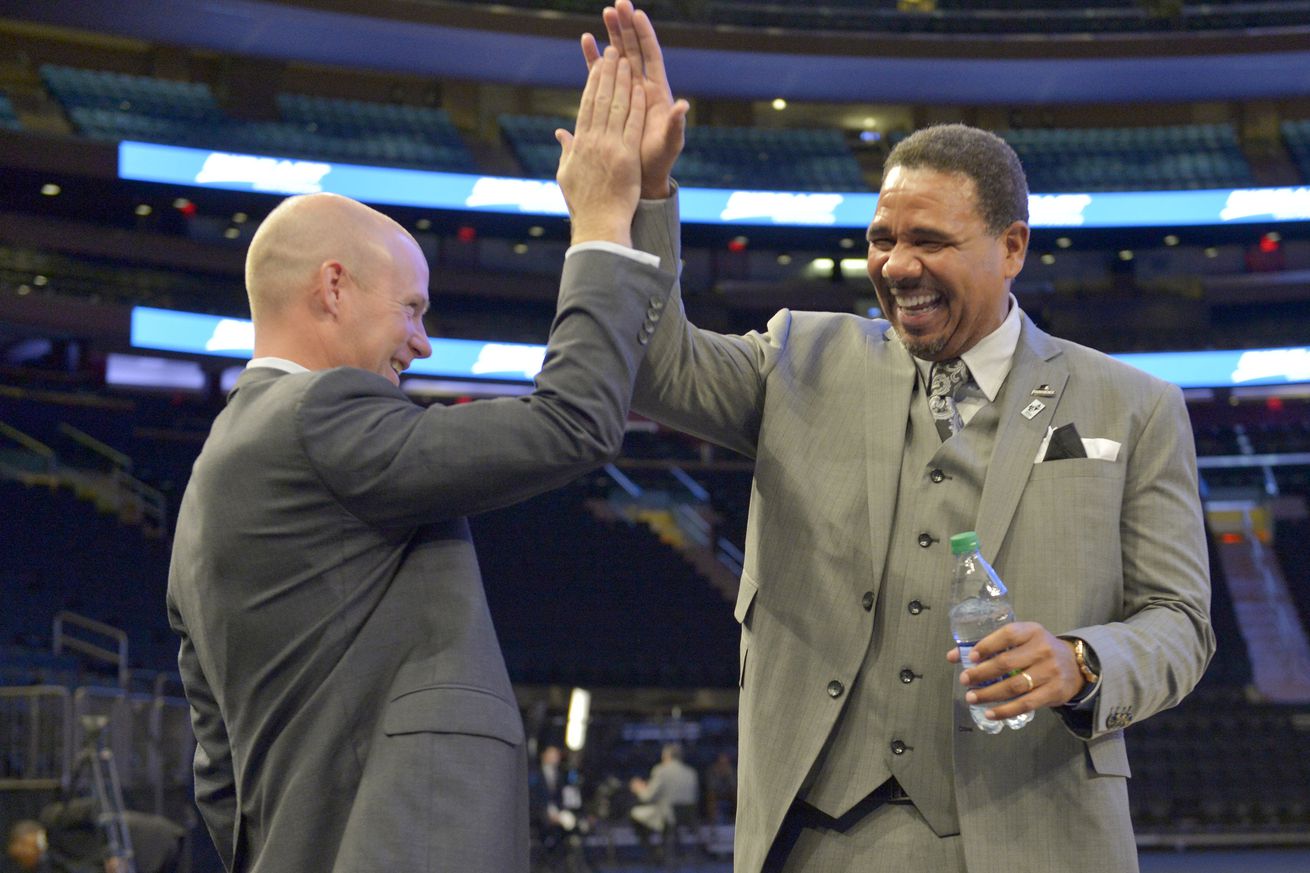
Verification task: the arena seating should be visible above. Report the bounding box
[1003,124,1253,192]
[40,65,224,122]
[1127,686,1310,833]
[1272,466,1310,641]
[456,0,1310,34]
[0,477,175,668]
[40,64,478,173]
[473,478,740,688]
[0,91,22,129]
[499,113,571,179]
[22,66,1298,194]
[502,113,868,191]
[1282,119,1310,186]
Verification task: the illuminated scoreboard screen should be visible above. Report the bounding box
[118,141,1310,229]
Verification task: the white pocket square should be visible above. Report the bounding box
[1081,438,1121,462]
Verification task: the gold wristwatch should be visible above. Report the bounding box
[1072,638,1100,686]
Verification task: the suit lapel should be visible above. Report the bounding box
[866,326,917,588]
[975,315,1068,562]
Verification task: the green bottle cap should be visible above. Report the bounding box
[949,531,979,555]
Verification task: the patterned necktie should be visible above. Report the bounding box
[928,358,971,441]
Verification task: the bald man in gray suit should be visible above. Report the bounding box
[586,4,1214,872]
[167,51,671,873]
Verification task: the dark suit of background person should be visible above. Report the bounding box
[166,52,670,873]
[587,11,1212,866]
[529,745,568,859]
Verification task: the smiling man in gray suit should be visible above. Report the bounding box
[166,51,672,873]
[586,4,1215,872]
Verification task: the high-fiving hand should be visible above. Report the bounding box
[582,0,689,200]
[556,47,646,247]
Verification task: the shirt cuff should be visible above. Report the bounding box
[1065,676,1102,710]
[565,240,661,268]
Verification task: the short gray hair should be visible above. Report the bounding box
[883,124,1029,235]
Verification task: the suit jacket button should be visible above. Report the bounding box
[917,532,933,548]
[862,591,874,611]
[899,668,915,684]
[827,680,844,699]
[890,739,908,755]
[907,600,924,615]
[930,469,945,483]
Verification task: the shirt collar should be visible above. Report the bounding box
[246,356,309,375]
[909,294,1022,402]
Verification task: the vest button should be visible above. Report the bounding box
[890,739,908,755]
[907,600,923,615]
[917,532,933,548]
[899,668,915,684]
[827,680,844,699]
[930,469,945,483]
[862,591,874,611]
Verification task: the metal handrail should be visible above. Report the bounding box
[57,422,169,535]
[0,685,73,791]
[58,421,133,471]
[53,610,130,688]
[110,466,169,537]
[0,417,57,477]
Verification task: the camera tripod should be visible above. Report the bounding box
[70,714,138,873]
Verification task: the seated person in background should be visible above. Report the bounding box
[630,743,700,852]
[6,799,185,873]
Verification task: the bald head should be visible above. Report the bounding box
[244,193,433,384]
[6,820,44,870]
[245,193,412,322]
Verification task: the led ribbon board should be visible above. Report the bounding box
[132,306,1310,388]
[119,141,1310,229]
[129,306,545,382]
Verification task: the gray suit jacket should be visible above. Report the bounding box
[166,249,673,873]
[630,193,1214,873]
[635,758,701,828]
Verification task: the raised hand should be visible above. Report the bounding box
[556,47,646,247]
[581,0,689,199]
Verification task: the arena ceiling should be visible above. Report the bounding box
[1,0,1308,105]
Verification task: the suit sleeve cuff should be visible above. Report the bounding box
[565,240,661,268]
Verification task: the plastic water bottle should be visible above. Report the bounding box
[947,530,1033,734]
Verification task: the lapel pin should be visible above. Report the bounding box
[1021,399,1046,420]
[1030,385,1056,397]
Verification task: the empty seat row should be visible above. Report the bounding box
[44,64,478,173]
[41,64,222,121]
[500,113,866,191]
[1005,123,1240,151]
[276,92,467,148]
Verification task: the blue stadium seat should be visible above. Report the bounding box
[0,92,21,130]
[1003,123,1252,192]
